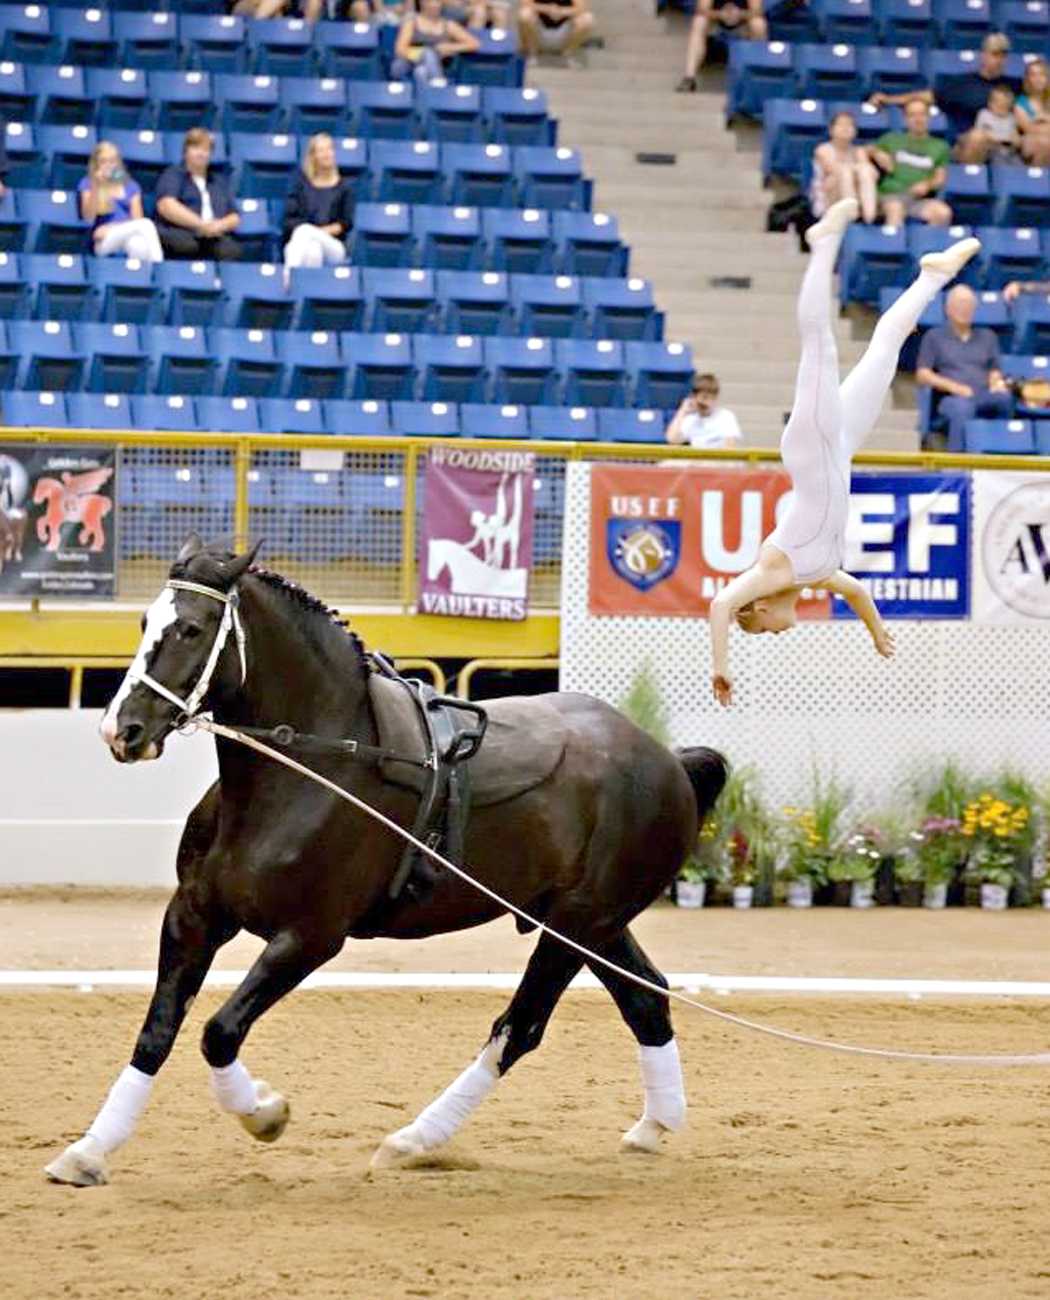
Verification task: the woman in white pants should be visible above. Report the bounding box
[709,197,980,706]
[281,133,355,276]
[77,142,163,263]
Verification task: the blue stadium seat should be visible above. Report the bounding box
[26,64,91,126]
[856,46,926,98]
[596,408,666,443]
[556,338,626,408]
[149,70,216,134]
[817,0,875,44]
[582,277,661,342]
[483,206,554,273]
[38,124,96,190]
[1012,295,1050,354]
[0,5,58,66]
[350,80,416,141]
[1035,419,1050,455]
[1001,353,1050,416]
[107,128,167,195]
[460,402,530,437]
[342,330,415,400]
[88,255,163,326]
[839,223,912,306]
[390,399,460,436]
[259,396,326,434]
[992,164,1050,229]
[179,14,247,75]
[934,0,992,49]
[290,263,364,332]
[0,318,16,387]
[906,223,978,288]
[210,327,283,398]
[114,12,180,71]
[325,397,392,435]
[216,73,282,134]
[67,392,134,429]
[528,404,598,441]
[230,132,299,200]
[438,269,514,335]
[280,75,352,136]
[485,334,558,405]
[87,68,151,131]
[413,204,484,271]
[272,328,344,400]
[418,83,484,144]
[220,262,294,331]
[510,274,585,338]
[2,389,69,426]
[197,395,261,434]
[483,87,553,146]
[0,189,27,253]
[330,135,370,200]
[274,464,350,560]
[371,139,443,204]
[10,319,83,390]
[452,28,522,89]
[794,43,862,100]
[55,7,118,68]
[444,143,515,209]
[130,392,198,431]
[148,324,217,395]
[763,98,827,180]
[626,341,693,409]
[317,21,383,82]
[876,0,935,46]
[968,290,1013,347]
[767,0,823,40]
[350,201,414,268]
[998,1,1050,54]
[415,332,487,403]
[3,120,43,188]
[727,40,798,120]
[0,250,29,316]
[25,252,94,320]
[233,197,278,263]
[513,146,589,212]
[553,211,627,278]
[22,189,86,256]
[156,259,224,327]
[245,16,319,78]
[364,266,438,333]
[75,321,149,394]
[940,162,993,227]
[0,60,32,124]
[975,226,1044,290]
[963,418,1034,454]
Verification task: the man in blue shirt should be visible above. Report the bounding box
[154,128,241,262]
[916,284,1011,450]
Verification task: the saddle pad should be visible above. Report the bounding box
[368,675,568,807]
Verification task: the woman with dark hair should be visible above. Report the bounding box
[391,0,479,85]
[811,111,878,225]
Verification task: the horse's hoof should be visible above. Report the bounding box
[239,1080,290,1144]
[621,1117,667,1154]
[369,1127,428,1170]
[45,1137,109,1187]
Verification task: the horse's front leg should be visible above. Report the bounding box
[45,893,234,1187]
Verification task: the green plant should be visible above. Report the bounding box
[619,660,670,747]
[780,769,852,887]
[904,816,966,887]
[962,789,1030,889]
[829,830,883,883]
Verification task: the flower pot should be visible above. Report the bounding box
[923,882,948,910]
[850,880,875,909]
[786,879,813,909]
[731,884,754,910]
[1042,886,1050,911]
[675,879,706,909]
[896,880,923,908]
[980,882,1009,911]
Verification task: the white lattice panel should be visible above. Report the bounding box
[560,463,1050,809]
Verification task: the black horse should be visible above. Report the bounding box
[46,536,726,1186]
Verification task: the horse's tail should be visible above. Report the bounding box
[675,746,728,823]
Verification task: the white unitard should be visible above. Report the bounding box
[766,232,952,585]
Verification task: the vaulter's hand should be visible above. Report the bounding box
[873,626,896,660]
[712,674,733,708]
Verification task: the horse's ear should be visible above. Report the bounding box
[223,539,262,586]
[176,532,203,565]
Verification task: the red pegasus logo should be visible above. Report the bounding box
[33,467,114,553]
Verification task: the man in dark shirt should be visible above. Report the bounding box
[154,127,242,262]
[916,284,1011,450]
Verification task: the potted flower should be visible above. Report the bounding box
[729,841,755,909]
[779,772,851,907]
[962,791,1030,910]
[674,857,709,910]
[715,766,778,907]
[832,830,882,908]
[675,805,728,908]
[903,816,966,909]
[907,761,975,906]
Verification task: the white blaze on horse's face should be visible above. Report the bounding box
[100,588,178,758]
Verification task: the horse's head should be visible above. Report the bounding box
[101,533,259,763]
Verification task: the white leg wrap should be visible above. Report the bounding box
[84,1064,155,1154]
[400,1042,501,1151]
[639,1039,687,1132]
[210,1060,259,1115]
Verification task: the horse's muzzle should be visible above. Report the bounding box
[108,723,165,764]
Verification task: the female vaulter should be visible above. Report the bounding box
[709,197,980,707]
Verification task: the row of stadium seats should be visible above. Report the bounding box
[0,261,660,339]
[0,12,523,84]
[730,42,1042,122]
[3,391,681,442]
[762,0,1050,51]
[0,327,690,406]
[0,67,552,142]
[2,131,593,211]
[954,417,1050,454]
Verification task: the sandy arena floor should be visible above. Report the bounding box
[4,892,1050,1300]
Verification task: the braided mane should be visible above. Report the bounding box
[247,565,370,680]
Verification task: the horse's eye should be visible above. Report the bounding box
[179,623,203,641]
[139,614,147,633]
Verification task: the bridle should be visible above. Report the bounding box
[128,578,247,722]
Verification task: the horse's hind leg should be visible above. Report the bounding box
[585,929,687,1155]
[45,891,235,1187]
[371,931,584,1169]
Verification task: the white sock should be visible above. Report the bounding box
[639,1039,687,1132]
[211,1060,259,1115]
[84,1064,155,1154]
[400,1048,500,1150]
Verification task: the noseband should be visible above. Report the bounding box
[129,578,247,720]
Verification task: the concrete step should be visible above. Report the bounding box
[596,186,769,213]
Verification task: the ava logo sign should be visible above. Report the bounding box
[980,479,1050,621]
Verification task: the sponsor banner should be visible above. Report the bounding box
[418,444,535,621]
[589,464,970,620]
[972,471,1050,623]
[834,472,971,620]
[0,445,116,598]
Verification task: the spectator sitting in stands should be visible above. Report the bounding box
[665,372,743,449]
[231,0,325,20]
[282,133,354,278]
[869,99,952,229]
[916,284,1011,451]
[1002,276,1050,304]
[519,0,595,69]
[676,0,767,94]
[972,83,1021,161]
[78,141,163,264]
[348,0,408,24]
[811,111,878,225]
[1015,57,1050,167]
[154,128,242,263]
[391,0,480,85]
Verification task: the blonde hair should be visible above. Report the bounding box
[87,140,125,216]
[1022,58,1050,111]
[303,133,339,185]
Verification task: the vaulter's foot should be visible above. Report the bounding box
[804,197,859,248]
[920,237,981,281]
